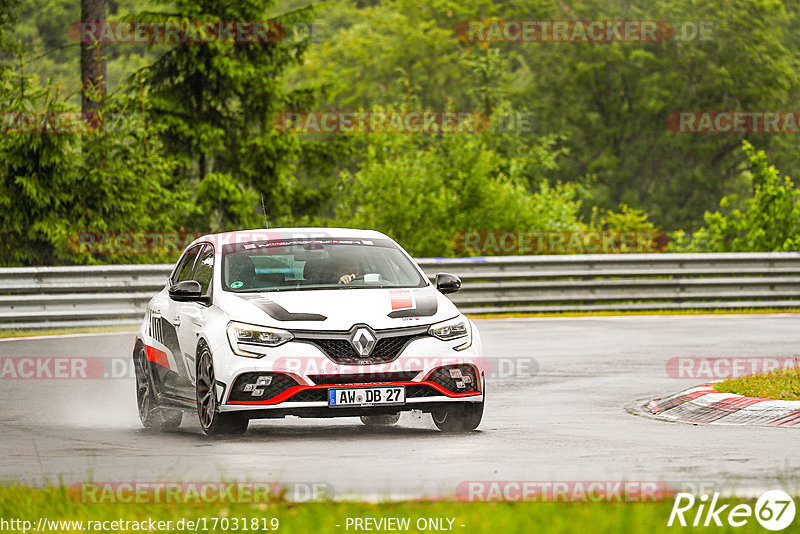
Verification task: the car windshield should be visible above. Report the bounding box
[221,238,427,292]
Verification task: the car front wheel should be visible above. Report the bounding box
[431,401,483,432]
[196,344,248,436]
[360,414,401,427]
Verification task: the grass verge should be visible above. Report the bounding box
[0,325,137,339]
[715,365,800,401]
[0,486,783,533]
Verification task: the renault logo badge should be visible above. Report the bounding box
[350,327,377,356]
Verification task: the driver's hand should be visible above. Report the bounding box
[338,273,356,284]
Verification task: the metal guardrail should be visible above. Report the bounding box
[2,253,800,329]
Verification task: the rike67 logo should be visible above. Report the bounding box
[669,490,796,531]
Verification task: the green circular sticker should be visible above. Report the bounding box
[231,281,244,289]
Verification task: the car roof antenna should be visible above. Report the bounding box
[260,193,269,229]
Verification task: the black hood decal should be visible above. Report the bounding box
[238,295,327,322]
[387,289,438,318]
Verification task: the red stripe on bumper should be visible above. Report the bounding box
[227,380,481,405]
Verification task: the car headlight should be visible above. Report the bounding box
[428,315,472,351]
[226,321,293,358]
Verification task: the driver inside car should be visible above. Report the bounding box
[334,256,361,285]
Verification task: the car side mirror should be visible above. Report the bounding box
[169,280,206,302]
[435,273,462,294]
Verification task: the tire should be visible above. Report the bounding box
[431,401,483,432]
[360,413,401,427]
[196,343,249,436]
[134,342,183,430]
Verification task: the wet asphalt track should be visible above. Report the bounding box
[0,315,798,499]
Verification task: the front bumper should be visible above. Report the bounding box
[219,376,483,413]
[213,328,485,416]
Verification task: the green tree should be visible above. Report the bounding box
[0,61,190,266]
[691,141,800,252]
[293,0,800,232]
[136,0,318,231]
[332,128,583,257]
[509,0,799,230]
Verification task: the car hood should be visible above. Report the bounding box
[217,286,460,331]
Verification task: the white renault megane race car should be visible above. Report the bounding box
[134,228,486,435]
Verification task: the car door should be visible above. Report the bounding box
[176,244,214,387]
[159,244,203,399]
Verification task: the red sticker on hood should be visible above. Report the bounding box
[389,290,415,311]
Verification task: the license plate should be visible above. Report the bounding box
[328,386,406,407]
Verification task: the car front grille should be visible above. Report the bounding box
[286,389,328,402]
[286,383,447,403]
[293,326,429,365]
[309,371,420,385]
[302,335,421,364]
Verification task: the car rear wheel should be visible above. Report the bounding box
[134,342,182,430]
[196,344,248,436]
[431,401,483,432]
[360,414,401,427]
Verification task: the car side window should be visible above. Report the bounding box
[173,245,202,284]
[193,246,214,295]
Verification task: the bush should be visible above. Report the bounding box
[0,74,192,266]
[330,131,583,257]
[691,141,800,252]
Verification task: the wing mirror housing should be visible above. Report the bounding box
[435,273,462,294]
[168,280,208,303]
